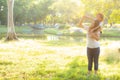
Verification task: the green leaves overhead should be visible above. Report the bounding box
[0,0,120,25]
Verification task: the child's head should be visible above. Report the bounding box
[96,13,104,22]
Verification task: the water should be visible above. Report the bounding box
[0,33,120,42]
[46,35,85,42]
[45,35,120,41]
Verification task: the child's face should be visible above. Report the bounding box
[96,15,102,22]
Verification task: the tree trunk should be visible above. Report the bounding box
[6,0,18,41]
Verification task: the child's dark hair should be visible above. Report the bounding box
[97,13,104,21]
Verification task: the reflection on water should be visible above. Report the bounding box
[47,35,59,41]
[46,35,84,42]
[46,35,120,41]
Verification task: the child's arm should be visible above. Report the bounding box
[90,26,101,32]
[78,16,85,28]
[79,15,94,28]
[91,33,100,41]
[84,15,95,21]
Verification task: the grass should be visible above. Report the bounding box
[44,28,59,35]
[0,25,32,34]
[0,38,120,80]
[102,28,120,37]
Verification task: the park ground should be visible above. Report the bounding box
[0,37,120,80]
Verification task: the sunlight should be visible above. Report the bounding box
[108,41,120,48]
[33,0,40,5]
[71,0,84,6]
[0,0,120,79]
[100,61,120,77]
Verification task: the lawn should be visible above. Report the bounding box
[0,38,120,80]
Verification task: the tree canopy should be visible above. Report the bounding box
[0,0,120,25]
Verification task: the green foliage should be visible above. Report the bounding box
[0,25,7,33]
[102,28,120,37]
[109,9,120,23]
[13,0,55,25]
[0,0,7,25]
[49,0,83,23]
[59,24,71,29]
[44,28,59,34]
[0,0,120,25]
[81,0,120,23]
[70,31,84,36]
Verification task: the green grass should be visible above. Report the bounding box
[43,40,86,46]
[102,28,120,37]
[0,25,32,34]
[0,38,120,80]
[44,28,59,35]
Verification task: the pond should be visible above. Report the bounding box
[46,35,85,42]
[0,33,120,42]
[21,34,120,42]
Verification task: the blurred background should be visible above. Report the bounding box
[0,0,120,80]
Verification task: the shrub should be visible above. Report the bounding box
[59,24,71,29]
[44,28,59,34]
[70,31,85,36]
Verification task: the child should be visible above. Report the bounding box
[89,19,102,41]
[79,13,104,40]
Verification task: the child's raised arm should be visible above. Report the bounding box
[78,16,85,28]
[84,15,95,21]
[78,15,95,28]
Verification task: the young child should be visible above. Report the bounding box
[79,13,104,40]
[89,13,104,40]
[89,19,102,41]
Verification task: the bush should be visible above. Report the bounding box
[44,28,59,34]
[59,24,71,29]
[70,31,85,36]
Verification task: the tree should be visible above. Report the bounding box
[28,0,55,24]
[49,0,84,24]
[14,0,31,25]
[81,0,120,24]
[109,9,120,24]
[6,0,17,41]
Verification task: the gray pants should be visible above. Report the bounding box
[87,47,100,71]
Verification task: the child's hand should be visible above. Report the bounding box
[83,15,88,19]
[83,15,95,21]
